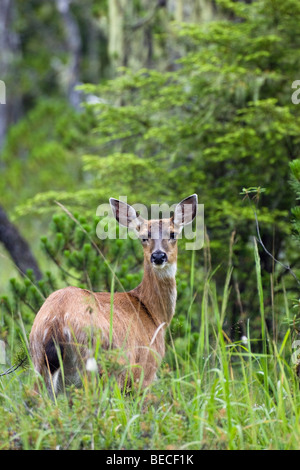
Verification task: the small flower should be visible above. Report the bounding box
[86,357,98,372]
[241,335,248,344]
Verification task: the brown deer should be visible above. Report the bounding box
[29,194,198,396]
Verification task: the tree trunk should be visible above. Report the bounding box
[55,0,82,110]
[0,0,21,149]
[169,0,217,22]
[175,0,184,22]
[108,0,126,71]
[0,206,42,280]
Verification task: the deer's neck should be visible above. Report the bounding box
[132,262,177,325]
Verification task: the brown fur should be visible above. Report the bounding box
[30,284,168,394]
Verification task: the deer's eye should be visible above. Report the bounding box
[170,232,176,240]
[141,237,149,244]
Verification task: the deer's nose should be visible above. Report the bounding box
[151,251,168,265]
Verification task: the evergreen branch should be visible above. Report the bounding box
[42,245,81,282]
[54,201,134,296]
[0,252,46,301]
[0,357,26,377]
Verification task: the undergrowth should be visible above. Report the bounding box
[0,238,299,450]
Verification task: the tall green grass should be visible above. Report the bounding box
[0,240,300,450]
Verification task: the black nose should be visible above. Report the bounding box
[151,251,167,265]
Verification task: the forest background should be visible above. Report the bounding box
[1,0,300,450]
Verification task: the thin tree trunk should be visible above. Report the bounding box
[175,0,183,22]
[55,0,82,110]
[108,0,126,71]
[0,206,42,280]
[0,0,21,149]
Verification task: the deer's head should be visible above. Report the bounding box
[110,195,197,274]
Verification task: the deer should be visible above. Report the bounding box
[29,194,198,397]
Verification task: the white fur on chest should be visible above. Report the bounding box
[153,262,177,279]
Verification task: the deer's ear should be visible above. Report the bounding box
[173,194,198,228]
[109,198,143,230]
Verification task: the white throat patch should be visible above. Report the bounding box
[153,263,177,279]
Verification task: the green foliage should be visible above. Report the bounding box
[0,253,299,450]
[75,0,299,321]
[4,0,300,352]
[0,211,145,343]
[3,0,300,357]
[28,0,297,310]
[289,159,300,243]
[10,0,109,102]
[0,100,96,213]
[76,0,300,237]
[2,0,300,451]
